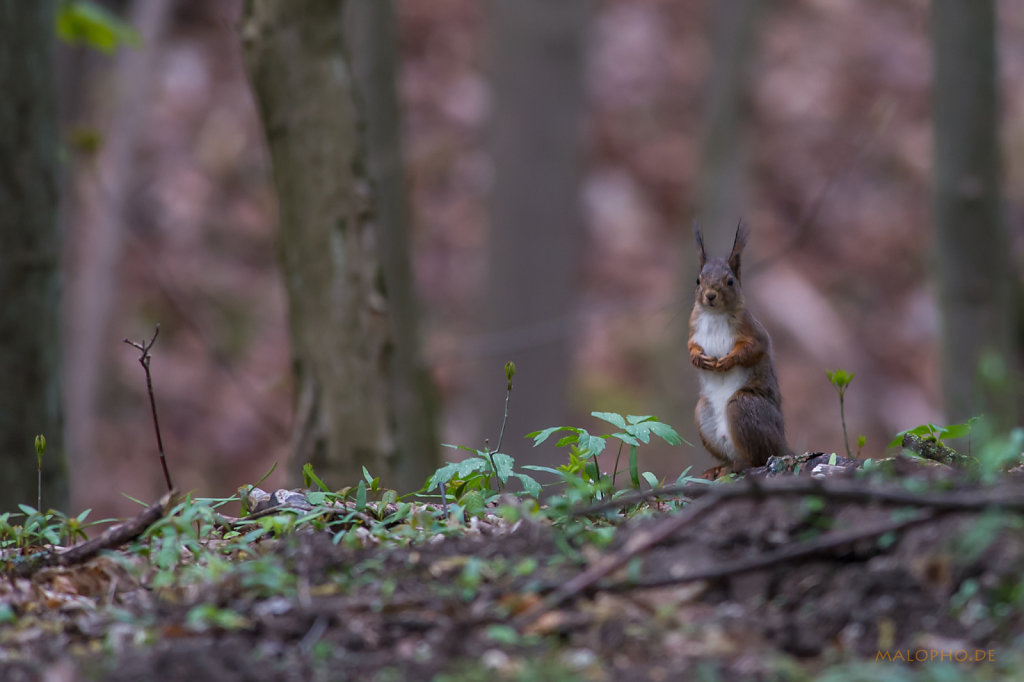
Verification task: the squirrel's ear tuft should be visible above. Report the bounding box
[693,221,707,268]
[728,219,748,281]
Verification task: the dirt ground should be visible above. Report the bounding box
[3,460,1024,681]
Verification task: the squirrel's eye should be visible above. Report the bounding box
[696,276,701,285]
[726,277,734,286]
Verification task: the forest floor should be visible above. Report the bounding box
[3,455,1024,682]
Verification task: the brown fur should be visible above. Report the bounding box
[689,222,790,472]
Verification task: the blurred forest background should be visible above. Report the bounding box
[4,0,1024,518]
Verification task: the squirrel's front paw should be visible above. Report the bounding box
[692,353,717,370]
[712,356,734,371]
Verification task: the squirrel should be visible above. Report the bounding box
[688,222,790,473]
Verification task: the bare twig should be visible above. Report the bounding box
[600,509,936,592]
[124,325,173,492]
[571,474,1024,518]
[516,473,1013,628]
[12,489,179,578]
[513,493,725,629]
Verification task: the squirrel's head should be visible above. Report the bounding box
[694,221,747,312]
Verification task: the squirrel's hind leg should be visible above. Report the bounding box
[727,391,789,469]
[696,395,732,465]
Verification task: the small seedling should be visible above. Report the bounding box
[889,418,977,449]
[826,369,854,459]
[34,435,46,512]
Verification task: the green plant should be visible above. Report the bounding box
[33,434,46,511]
[889,418,977,449]
[423,362,543,515]
[826,369,854,459]
[525,412,685,499]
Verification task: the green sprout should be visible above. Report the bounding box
[34,434,46,511]
[826,370,854,460]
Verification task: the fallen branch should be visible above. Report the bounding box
[11,489,179,578]
[572,475,1024,518]
[601,508,937,592]
[515,475,1024,629]
[513,493,724,629]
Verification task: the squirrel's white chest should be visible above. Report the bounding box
[692,312,749,461]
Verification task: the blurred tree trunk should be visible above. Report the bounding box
[931,0,1014,428]
[346,0,440,492]
[479,0,591,463]
[242,0,403,489]
[693,0,762,233]
[63,0,171,510]
[667,0,762,456]
[0,0,68,511]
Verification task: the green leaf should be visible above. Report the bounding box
[491,453,514,484]
[56,1,142,54]
[940,421,974,440]
[302,463,330,492]
[355,481,367,510]
[426,457,491,492]
[456,457,490,477]
[641,471,659,488]
[624,423,652,444]
[592,411,627,429]
[512,473,542,498]
[629,445,640,488]
[306,492,328,506]
[612,431,641,447]
[520,465,562,476]
[527,426,576,447]
[576,430,608,458]
[647,422,684,445]
[461,490,485,517]
[626,414,653,424]
[555,434,579,448]
[426,462,460,491]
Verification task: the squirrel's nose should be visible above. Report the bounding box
[706,292,717,302]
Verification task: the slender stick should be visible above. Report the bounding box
[839,389,852,460]
[124,325,173,492]
[484,380,513,492]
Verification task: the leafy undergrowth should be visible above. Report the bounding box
[4,421,1024,681]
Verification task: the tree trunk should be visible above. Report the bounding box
[347,0,440,492]
[0,0,68,511]
[667,0,762,459]
[241,0,399,490]
[479,0,591,463]
[693,0,761,234]
[931,0,1014,428]
[63,0,172,510]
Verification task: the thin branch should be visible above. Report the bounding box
[11,489,179,578]
[124,325,173,492]
[600,509,937,592]
[571,475,1024,518]
[513,493,724,629]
